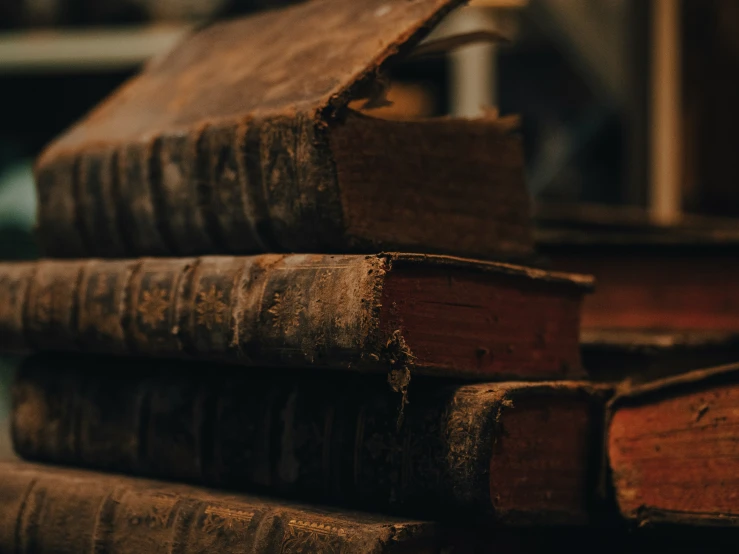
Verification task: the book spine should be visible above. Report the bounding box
[258,113,345,251]
[0,255,384,368]
[35,154,87,257]
[35,114,344,258]
[0,263,37,352]
[13,357,500,516]
[76,146,129,257]
[155,129,214,254]
[195,122,264,253]
[0,462,404,554]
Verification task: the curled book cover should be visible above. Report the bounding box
[35,0,533,261]
[0,253,592,379]
[13,355,608,524]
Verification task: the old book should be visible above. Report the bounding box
[0,253,592,379]
[35,0,533,261]
[582,329,739,383]
[0,461,668,554]
[537,225,739,331]
[0,460,462,553]
[12,354,607,524]
[607,363,739,526]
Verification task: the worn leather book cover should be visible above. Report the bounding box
[0,460,460,553]
[12,354,608,524]
[0,253,592,379]
[35,0,533,261]
[582,329,739,383]
[607,362,739,527]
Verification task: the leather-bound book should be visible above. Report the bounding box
[608,363,739,526]
[0,253,592,379]
[12,354,608,524]
[0,462,668,554]
[35,0,534,261]
[0,461,461,553]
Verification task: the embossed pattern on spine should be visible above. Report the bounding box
[0,462,433,554]
[0,255,383,368]
[177,256,248,359]
[77,260,140,354]
[127,257,195,355]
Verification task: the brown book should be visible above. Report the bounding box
[582,329,739,383]
[607,363,739,526]
[537,225,739,332]
[12,354,607,524]
[35,0,533,261]
[0,253,592,379]
[0,462,663,554]
[0,460,462,553]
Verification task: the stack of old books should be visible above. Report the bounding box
[0,2,600,552]
[2,1,739,553]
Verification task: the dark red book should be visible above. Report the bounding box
[12,354,608,524]
[0,253,592,380]
[608,363,739,526]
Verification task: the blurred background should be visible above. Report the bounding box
[0,0,737,457]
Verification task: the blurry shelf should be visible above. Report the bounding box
[0,4,526,75]
[0,24,192,73]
